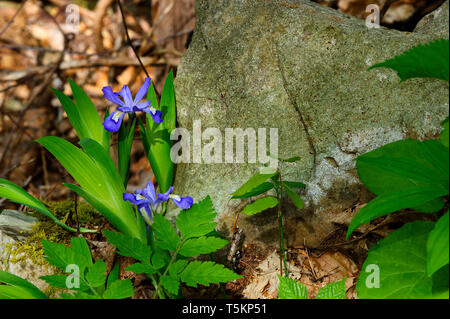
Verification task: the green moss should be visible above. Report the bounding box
[41,199,103,226]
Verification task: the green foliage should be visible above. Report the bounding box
[351,39,449,299]
[356,221,439,298]
[0,237,134,299]
[0,179,92,233]
[241,197,279,215]
[277,275,346,299]
[139,73,175,193]
[37,137,146,242]
[52,80,109,151]
[427,211,449,276]
[107,196,241,298]
[231,171,277,198]
[117,116,136,187]
[369,39,449,82]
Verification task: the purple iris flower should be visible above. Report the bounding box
[157,186,194,210]
[123,181,193,225]
[102,78,163,132]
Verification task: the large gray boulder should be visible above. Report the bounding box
[172,0,449,247]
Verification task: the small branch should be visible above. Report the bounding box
[0,0,28,38]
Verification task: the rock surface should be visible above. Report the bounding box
[172,0,449,247]
[0,210,51,292]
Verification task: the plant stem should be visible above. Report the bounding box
[278,169,288,277]
[152,242,182,299]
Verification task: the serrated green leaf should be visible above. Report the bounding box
[70,237,92,274]
[231,172,277,197]
[241,197,279,215]
[0,271,47,299]
[277,275,307,299]
[126,263,156,276]
[179,236,228,257]
[432,264,449,298]
[180,261,241,288]
[152,213,180,251]
[347,186,448,238]
[161,275,180,295]
[282,183,304,210]
[152,249,171,270]
[85,260,107,287]
[176,196,217,240]
[427,211,449,276]
[40,274,89,291]
[103,279,134,299]
[169,259,189,276]
[356,221,435,298]
[231,182,274,199]
[369,39,449,82]
[0,178,89,233]
[104,230,151,262]
[42,240,74,270]
[316,278,347,299]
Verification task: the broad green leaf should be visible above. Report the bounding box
[169,259,189,276]
[38,136,145,241]
[161,69,176,133]
[277,275,307,299]
[179,236,229,257]
[432,264,449,298]
[104,230,151,263]
[427,211,449,276]
[231,172,277,197]
[180,261,241,288]
[161,275,180,295]
[356,139,449,196]
[0,271,47,299]
[369,39,449,82]
[42,240,74,269]
[118,116,136,188]
[176,196,217,240]
[347,186,448,237]
[85,260,107,287]
[316,278,347,299]
[0,178,90,233]
[231,182,274,199]
[126,263,156,276]
[440,117,449,148]
[152,213,180,251]
[282,183,304,210]
[356,221,435,298]
[283,181,306,189]
[103,279,134,299]
[241,197,279,215]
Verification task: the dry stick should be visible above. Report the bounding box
[94,0,115,53]
[0,0,28,38]
[380,0,396,21]
[117,0,151,79]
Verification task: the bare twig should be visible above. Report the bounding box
[117,0,151,79]
[0,0,28,38]
[94,0,115,53]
